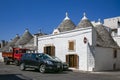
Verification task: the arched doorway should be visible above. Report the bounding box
[66,54,79,69]
[44,45,55,56]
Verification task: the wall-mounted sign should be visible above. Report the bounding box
[83,37,87,44]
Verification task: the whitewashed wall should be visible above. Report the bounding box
[38,27,93,71]
[116,50,120,69]
[113,36,120,47]
[87,43,95,71]
[104,16,120,29]
[117,27,120,35]
[94,47,120,71]
[0,52,3,62]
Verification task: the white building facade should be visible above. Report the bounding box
[103,16,120,47]
[36,13,120,71]
[37,27,95,71]
[94,47,120,71]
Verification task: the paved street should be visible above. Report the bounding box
[0,62,120,80]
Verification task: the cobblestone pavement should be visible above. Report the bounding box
[0,62,120,80]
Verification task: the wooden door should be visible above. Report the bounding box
[66,54,79,68]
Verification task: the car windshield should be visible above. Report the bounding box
[37,53,53,60]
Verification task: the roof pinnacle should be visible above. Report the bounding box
[25,28,29,32]
[82,12,88,20]
[64,12,70,20]
[16,34,19,37]
[97,18,102,25]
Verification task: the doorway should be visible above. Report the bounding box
[66,54,79,68]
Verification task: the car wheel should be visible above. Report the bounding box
[20,63,26,71]
[39,64,46,73]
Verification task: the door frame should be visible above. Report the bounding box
[66,54,79,69]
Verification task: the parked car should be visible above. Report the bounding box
[52,56,69,71]
[19,53,63,73]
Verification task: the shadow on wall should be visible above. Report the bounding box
[0,74,32,80]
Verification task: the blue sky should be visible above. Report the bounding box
[0,0,120,41]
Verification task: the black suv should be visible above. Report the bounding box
[19,53,63,73]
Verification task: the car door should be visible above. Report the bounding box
[25,54,32,67]
[30,54,39,68]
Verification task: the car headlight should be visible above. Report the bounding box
[46,61,53,65]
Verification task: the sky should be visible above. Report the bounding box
[0,0,120,41]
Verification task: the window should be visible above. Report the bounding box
[31,54,36,59]
[68,40,75,51]
[24,54,32,60]
[16,50,19,54]
[44,45,55,56]
[113,49,117,58]
[19,49,26,53]
[54,32,58,34]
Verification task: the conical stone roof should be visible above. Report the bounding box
[23,38,35,50]
[57,12,76,32]
[15,29,33,47]
[76,13,93,29]
[2,34,20,51]
[95,23,119,48]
